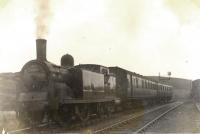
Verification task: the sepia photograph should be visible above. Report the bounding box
[0,0,200,133]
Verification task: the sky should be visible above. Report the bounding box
[0,0,200,80]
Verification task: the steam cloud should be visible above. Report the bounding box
[165,0,200,23]
[35,0,51,38]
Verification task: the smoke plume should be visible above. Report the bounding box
[35,0,51,38]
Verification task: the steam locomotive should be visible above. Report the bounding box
[16,39,173,123]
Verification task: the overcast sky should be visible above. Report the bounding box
[0,0,200,80]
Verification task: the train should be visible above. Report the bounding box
[16,39,173,123]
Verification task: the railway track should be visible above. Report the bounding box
[4,102,180,134]
[195,103,200,112]
[93,102,183,134]
[6,122,51,134]
[134,102,183,133]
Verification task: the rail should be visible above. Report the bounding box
[6,122,50,134]
[94,102,182,133]
[134,102,183,133]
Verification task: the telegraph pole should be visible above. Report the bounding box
[159,72,171,82]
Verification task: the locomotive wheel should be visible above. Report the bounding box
[105,103,114,117]
[75,105,89,121]
[30,111,45,124]
[56,105,73,125]
[17,110,45,125]
[97,103,105,118]
[17,111,30,125]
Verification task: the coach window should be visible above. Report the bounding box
[134,77,136,87]
[146,81,148,88]
[139,78,143,88]
[133,77,135,87]
[131,76,134,87]
[132,76,136,87]
[136,78,138,88]
[143,80,145,88]
[142,80,144,88]
[101,68,108,75]
[139,78,142,88]
[145,81,147,88]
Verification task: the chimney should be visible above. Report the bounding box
[36,39,46,61]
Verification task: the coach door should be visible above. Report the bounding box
[131,76,136,97]
[127,74,132,97]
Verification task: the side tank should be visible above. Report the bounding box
[68,67,116,100]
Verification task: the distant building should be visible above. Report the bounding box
[191,79,200,102]
[147,76,192,100]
